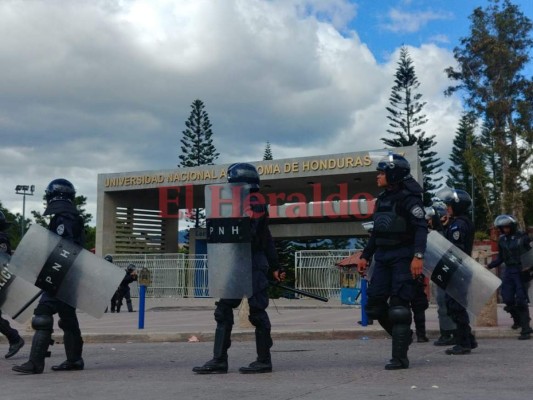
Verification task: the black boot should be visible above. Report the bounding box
[12,329,53,374]
[517,306,532,340]
[239,328,273,374]
[193,326,231,374]
[445,323,472,355]
[5,337,25,359]
[504,305,520,329]
[51,332,84,371]
[433,329,456,346]
[127,299,134,312]
[385,326,411,370]
[413,310,428,342]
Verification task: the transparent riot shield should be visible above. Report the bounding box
[424,230,502,316]
[205,183,253,299]
[0,253,42,323]
[8,224,124,318]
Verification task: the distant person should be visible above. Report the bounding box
[487,215,532,340]
[113,264,138,313]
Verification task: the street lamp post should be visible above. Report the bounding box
[15,184,35,237]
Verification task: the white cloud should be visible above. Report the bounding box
[381,8,453,33]
[0,0,462,225]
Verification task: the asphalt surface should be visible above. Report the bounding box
[1,298,532,400]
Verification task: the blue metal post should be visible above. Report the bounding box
[360,278,368,326]
[138,285,146,329]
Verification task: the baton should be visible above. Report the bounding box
[269,281,328,302]
[12,290,44,320]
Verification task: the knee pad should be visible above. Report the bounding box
[389,306,412,325]
[214,301,235,325]
[248,308,270,329]
[32,314,54,331]
[365,296,388,320]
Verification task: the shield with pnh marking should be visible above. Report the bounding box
[423,230,502,316]
[205,182,253,299]
[0,253,43,323]
[8,224,124,318]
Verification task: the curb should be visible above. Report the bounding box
[7,328,521,345]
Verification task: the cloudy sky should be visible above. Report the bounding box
[1,0,532,225]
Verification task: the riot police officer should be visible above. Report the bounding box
[113,264,138,313]
[425,202,458,346]
[356,153,427,370]
[487,215,532,340]
[193,163,285,374]
[436,187,477,355]
[13,179,86,374]
[0,210,25,358]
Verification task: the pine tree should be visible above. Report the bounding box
[447,113,492,230]
[445,0,532,227]
[179,99,219,167]
[382,46,443,204]
[179,99,220,229]
[263,141,273,161]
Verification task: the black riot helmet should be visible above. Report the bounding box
[45,178,76,204]
[494,214,517,234]
[227,163,260,190]
[376,153,411,184]
[104,254,113,263]
[126,263,137,273]
[435,187,472,216]
[0,210,12,230]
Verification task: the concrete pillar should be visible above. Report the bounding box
[238,299,253,328]
[474,240,499,327]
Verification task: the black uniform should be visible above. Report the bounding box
[361,181,427,369]
[112,270,137,312]
[193,202,280,374]
[0,231,25,358]
[488,230,532,339]
[444,215,477,354]
[13,199,85,374]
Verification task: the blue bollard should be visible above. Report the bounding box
[138,285,146,329]
[360,278,368,326]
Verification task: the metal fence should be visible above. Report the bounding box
[111,253,208,298]
[294,249,363,300]
[109,248,363,300]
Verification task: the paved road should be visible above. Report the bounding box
[1,338,532,400]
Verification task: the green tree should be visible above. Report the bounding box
[31,195,95,250]
[179,99,220,230]
[447,113,491,230]
[382,46,443,204]
[445,0,533,228]
[263,141,273,160]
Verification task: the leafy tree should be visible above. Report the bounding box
[31,195,95,250]
[179,99,219,230]
[445,0,533,228]
[382,46,443,204]
[0,202,24,248]
[263,141,273,160]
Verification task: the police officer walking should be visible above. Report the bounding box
[13,179,86,374]
[426,202,458,347]
[356,153,427,370]
[487,215,532,340]
[436,187,477,355]
[193,163,286,375]
[113,264,138,313]
[0,210,25,358]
